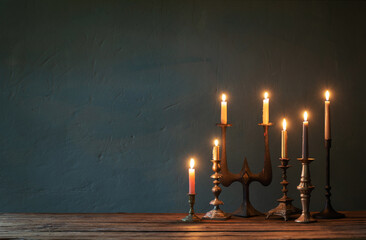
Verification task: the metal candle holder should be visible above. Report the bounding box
[203,156,231,220]
[181,194,201,222]
[218,122,272,217]
[313,140,345,219]
[295,157,316,223]
[266,157,300,221]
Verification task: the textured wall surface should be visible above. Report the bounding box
[0,0,365,213]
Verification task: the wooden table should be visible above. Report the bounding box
[0,211,365,239]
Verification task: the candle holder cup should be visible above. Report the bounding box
[182,194,201,222]
[266,157,301,221]
[295,157,316,223]
[313,140,345,219]
[217,122,273,218]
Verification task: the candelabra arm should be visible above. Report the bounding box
[243,125,272,186]
[218,124,242,187]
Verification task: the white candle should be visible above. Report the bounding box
[325,91,331,140]
[221,94,227,124]
[213,139,219,160]
[302,112,309,159]
[281,119,288,159]
[263,92,269,124]
[188,158,195,194]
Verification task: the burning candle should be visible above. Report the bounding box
[325,91,331,140]
[188,158,195,194]
[302,111,309,159]
[221,94,227,124]
[263,92,269,124]
[213,139,219,160]
[281,118,288,158]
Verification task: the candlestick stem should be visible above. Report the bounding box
[182,194,200,222]
[313,140,345,219]
[295,157,316,223]
[266,158,300,221]
[203,157,231,220]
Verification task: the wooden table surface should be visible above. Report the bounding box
[0,211,365,239]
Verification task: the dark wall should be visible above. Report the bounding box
[0,0,365,213]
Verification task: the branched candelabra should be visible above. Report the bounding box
[218,122,272,217]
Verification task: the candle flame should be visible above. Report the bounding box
[304,111,308,121]
[214,139,219,146]
[282,119,287,131]
[190,158,195,169]
[325,90,330,101]
[264,92,268,99]
[221,94,226,102]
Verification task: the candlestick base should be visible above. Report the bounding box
[266,199,301,221]
[295,212,316,223]
[203,207,231,220]
[182,213,201,222]
[181,194,201,223]
[233,198,263,217]
[313,202,345,219]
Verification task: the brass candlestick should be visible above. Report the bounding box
[181,194,200,222]
[295,157,316,223]
[203,156,231,220]
[266,157,300,221]
[218,122,272,217]
[313,140,345,219]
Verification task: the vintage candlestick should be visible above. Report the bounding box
[203,155,231,220]
[313,140,345,219]
[218,122,272,217]
[295,157,316,223]
[181,194,201,222]
[266,157,300,221]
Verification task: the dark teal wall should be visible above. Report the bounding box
[0,0,365,213]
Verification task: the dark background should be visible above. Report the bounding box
[0,0,365,213]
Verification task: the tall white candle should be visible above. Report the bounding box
[221,94,227,124]
[281,119,288,159]
[263,92,269,124]
[188,158,195,194]
[302,112,309,159]
[325,91,331,140]
[213,139,219,160]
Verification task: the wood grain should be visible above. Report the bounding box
[0,211,364,239]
